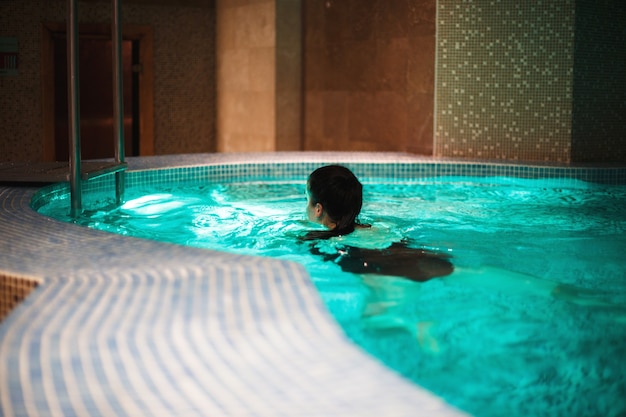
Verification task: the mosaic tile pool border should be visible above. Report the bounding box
[123,161,626,186]
[31,153,626,209]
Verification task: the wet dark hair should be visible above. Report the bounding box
[304,165,364,240]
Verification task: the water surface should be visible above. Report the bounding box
[37,176,626,417]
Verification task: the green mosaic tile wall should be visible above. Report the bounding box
[435,0,575,162]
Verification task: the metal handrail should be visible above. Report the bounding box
[67,0,126,217]
[68,0,81,217]
[112,0,125,206]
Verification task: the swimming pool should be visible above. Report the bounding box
[31,154,626,417]
[1,152,469,417]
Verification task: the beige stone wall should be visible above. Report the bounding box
[0,0,215,162]
[303,0,437,154]
[4,1,622,163]
[216,0,276,152]
[275,0,303,151]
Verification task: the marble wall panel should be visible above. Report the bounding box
[303,0,436,153]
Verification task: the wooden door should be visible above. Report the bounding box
[53,35,136,161]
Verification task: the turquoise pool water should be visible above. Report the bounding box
[37,176,626,417]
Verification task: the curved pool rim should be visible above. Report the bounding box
[2,152,625,417]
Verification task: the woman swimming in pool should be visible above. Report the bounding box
[301,165,621,313]
[303,164,368,239]
[302,165,454,282]
[301,165,624,344]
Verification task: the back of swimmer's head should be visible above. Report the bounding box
[307,165,363,233]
